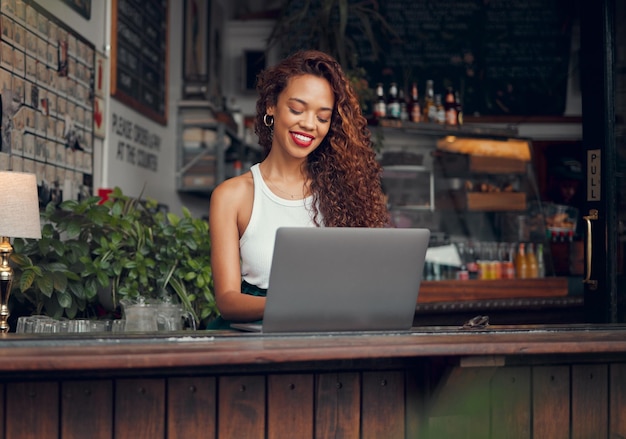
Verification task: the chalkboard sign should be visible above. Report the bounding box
[111,0,168,125]
[281,0,576,116]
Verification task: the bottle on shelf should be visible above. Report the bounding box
[435,94,445,124]
[409,82,421,123]
[444,87,457,126]
[501,242,516,279]
[536,243,546,278]
[477,242,491,280]
[424,80,436,123]
[455,91,463,125]
[399,88,408,121]
[386,82,401,120]
[456,242,469,280]
[466,241,479,280]
[515,242,529,279]
[492,242,503,280]
[373,83,386,120]
[526,242,539,278]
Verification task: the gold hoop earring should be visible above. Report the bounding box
[263,114,274,127]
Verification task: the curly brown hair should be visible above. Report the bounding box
[254,50,390,227]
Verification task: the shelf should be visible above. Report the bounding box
[374,119,521,139]
[176,103,263,195]
[390,205,432,211]
[434,151,527,176]
[417,277,569,303]
[180,174,216,190]
[436,190,527,211]
[383,165,428,173]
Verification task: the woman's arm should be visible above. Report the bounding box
[209,176,265,321]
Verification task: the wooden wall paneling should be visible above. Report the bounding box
[361,370,405,439]
[267,374,314,439]
[5,381,59,439]
[315,372,360,439]
[168,376,217,439]
[404,365,428,438]
[571,364,608,439]
[218,375,265,439]
[114,378,166,439]
[532,366,570,439]
[61,380,113,439]
[427,366,494,438]
[610,363,626,438]
[490,367,531,439]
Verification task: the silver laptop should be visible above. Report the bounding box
[231,227,430,333]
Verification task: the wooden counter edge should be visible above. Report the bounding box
[1,327,626,373]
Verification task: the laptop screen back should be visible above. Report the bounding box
[261,227,430,333]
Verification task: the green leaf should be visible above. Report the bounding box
[66,300,78,319]
[19,269,36,291]
[36,276,55,298]
[84,280,98,300]
[52,272,68,293]
[50,239,66,256]
[41,262,70,272]
[68,281,86,299]
[57,290,72,308]
[10,253,33,268]
[96,271,110,287]
[65,271,81,281]
[66,221,82,238]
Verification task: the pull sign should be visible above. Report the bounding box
[587,149,601,201]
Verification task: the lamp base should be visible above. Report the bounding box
[0,237,14,333]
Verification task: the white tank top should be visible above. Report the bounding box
[239,163,317,289]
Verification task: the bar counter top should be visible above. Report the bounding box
[2,324,626,374]
[2,325,626,438]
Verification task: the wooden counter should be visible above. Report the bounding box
[0,326,625,438]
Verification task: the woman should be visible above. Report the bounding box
[209,50,389,324]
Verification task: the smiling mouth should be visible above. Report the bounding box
[291,132,314,147]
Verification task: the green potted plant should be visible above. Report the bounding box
[10,188,218,328]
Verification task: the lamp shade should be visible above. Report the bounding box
[0,171,42,239]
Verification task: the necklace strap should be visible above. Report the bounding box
[260,168,307,199]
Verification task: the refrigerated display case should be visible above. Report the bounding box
[374,121,583,324]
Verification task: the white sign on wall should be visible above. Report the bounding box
[111,112,161,172]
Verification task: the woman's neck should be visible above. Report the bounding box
[259,160,310,200]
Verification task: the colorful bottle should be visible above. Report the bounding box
[409,82,421,123]
[386,82,401,119]
[373,83,386,120]
[526,243,539,278]
[515,243,529,279]
[444,87,457,125]
[501,242,516,279]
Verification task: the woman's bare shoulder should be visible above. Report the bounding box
[213,172,253,197]
[210,171,254,211]
[210,171,255,235]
